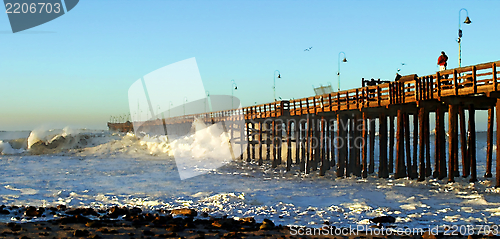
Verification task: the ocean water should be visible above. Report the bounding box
[0,122,499,230]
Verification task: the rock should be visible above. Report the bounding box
[171,208,197,217]
[239,217,255,224]
[0,209,9,214]
[73,229,90,237]
[66,207,98,216]
[24,206,43,217]
[108,206,129,218]
[143,229,155,236]
[259,219,275,230]
[7,222,22,231]
[369,215,396,224]
[57,205,67,211]
[57,215,91,224]
[85,221,103,228]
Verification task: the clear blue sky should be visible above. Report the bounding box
[1,0,499,130]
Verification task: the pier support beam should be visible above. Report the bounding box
[486,105,494,178]
[379,113,389,178]
[336,114,345,177]
[362,112,368,178]
[395,109,406,179]
[459,105,469,177]
[496,99,500,187]
[469,104,477,182]
[389,115,395,174]
[418,107,425,181]
[369,116,376,174]
[448,104,458,182]
[404,113,412,179]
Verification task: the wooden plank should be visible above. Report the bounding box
[437,72,441,97]
[453,70,458,96]
[494,63,498,91]
[473,66,477,94]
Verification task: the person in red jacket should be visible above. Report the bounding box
[437,51,449,79]
[437,51,448,71]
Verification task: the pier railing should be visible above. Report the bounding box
[138,60,499,124]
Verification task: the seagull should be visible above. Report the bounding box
[304,47,313,51]
[401,63,405,66]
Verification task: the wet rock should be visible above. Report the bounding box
[259,219,275,230]
[85,221,103,228]
[0,209,9,214]
[369,215,396,224]
[57,215,91,224]
[24,206,44,217]
[57,205,67,211]
[38,232,50,236]
[73,229,90,237]
[66,207,99,216]
[239,217,255,224]
[7,222,22,231]
[143,229,155,236]
[96,228,118,234]
[171,208,197,217]
[107,206,129,218]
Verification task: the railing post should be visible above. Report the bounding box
[377,85,381,106]
[346,91,349,109]
[356,89,359,109]
[493,63,498,91]
[337,92,341,111]
[472,66,477,94]
[453,69,458,96]
[436,72,441,97]
[415,77,420,101]
[329,94,332,111]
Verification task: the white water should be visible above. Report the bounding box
[0,122,499,229]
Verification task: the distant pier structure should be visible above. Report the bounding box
[109,60,500,187]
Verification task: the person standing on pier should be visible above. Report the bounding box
[437,51,448,71]
[437,51,448,79]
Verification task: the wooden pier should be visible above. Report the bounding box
[109,60,500,187]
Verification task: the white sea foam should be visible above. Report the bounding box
[0,126,498,228]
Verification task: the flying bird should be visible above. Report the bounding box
[304,47,313,51]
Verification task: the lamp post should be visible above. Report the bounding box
[273,70,280,101]
[205,91,210,113]
[231,80,238,109]
[183,97,188,115]
[337,52,347,91]
[458,8,471,68]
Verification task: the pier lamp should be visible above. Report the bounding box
[205,91,210,113]
[168,101,173,118]
[458,8,471,68]
[273,70,281,101]
[231,80,238,109]
[183,97,188,115]
[337,52,347,91]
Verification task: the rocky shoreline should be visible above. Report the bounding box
[0,205,495,238]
